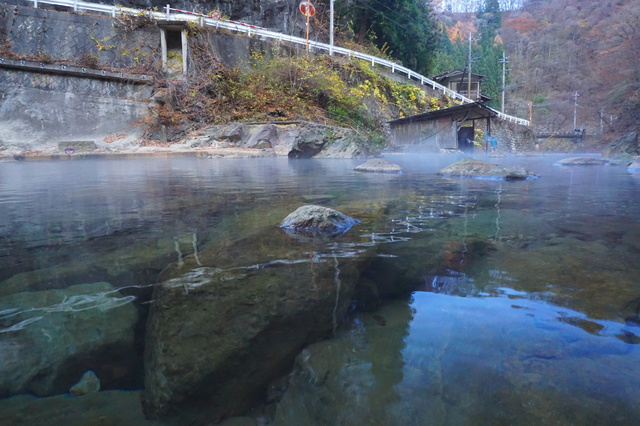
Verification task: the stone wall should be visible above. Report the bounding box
[476,119,536,153]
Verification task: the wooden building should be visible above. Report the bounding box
[388,102,498,152]
[432,69,490,103]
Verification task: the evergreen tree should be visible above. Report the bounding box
[335,0,439,75]
[474,0,504,107]
[429,24,466,76]
[483,0,502,29]
[430,0,506,108]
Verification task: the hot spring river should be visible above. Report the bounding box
[0,153,639,425]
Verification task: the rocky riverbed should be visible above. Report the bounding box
[0,122,376,161]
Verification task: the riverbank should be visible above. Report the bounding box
[0,147,281,162]
[1,120,381,161]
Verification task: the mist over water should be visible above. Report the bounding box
[1,154,639,425]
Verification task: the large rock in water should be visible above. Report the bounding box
[628,157,640,172]
[279,205,360,239]
[554,157,609,166]
[0,282,138,397]
[437,158,535,180]
[354,158,403,173]
[142,226,368,423]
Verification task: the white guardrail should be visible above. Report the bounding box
[26,0,530,126]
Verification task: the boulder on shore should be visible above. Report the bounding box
[313,138,373,159]
[354,158,403,173]
[279,205,360,240]
[602,132,638,158]
[437,158,536,180]
[554,157,609,166]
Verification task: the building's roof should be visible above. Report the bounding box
[432,69,485,81]
[388,102,498,126]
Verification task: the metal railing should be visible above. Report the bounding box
[25,0,530,126]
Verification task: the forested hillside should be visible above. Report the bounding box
[101,0,638,139]
[502,0,639,137]
[434,0,639,138]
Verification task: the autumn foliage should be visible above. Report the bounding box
[500,0,639,136]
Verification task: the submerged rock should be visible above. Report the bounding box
[142,227,366,423]
[69,370,101,396]
[279,205,360,239]
[0,282,138,398]
[437,158,536,180]
[354,158,403,173]
[554,157,609,166]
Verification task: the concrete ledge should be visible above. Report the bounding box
[58,141,98,153]
[7,152,210,161]
[3,149,280,161]
[0,57,153,84]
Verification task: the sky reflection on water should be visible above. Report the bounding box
[392,289,640,425]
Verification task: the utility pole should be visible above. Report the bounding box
[468,33,473,99]
[499,52,509,113]
[600,108,603,134]
[329,0,334,56]
[573,91,580,131]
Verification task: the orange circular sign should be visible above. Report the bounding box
[299,1,315,17]
[209,10,221,19]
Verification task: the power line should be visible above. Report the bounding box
[506,99,573,109]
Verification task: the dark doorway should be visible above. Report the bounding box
[458,127,475,152]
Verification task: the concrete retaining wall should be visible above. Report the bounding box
[0,3,160,151]
[1,2,159,68]
[0,3,303,154]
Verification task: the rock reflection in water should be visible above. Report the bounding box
[273,301,412,425]
[142,227,371,423]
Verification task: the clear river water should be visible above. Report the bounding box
[0,153,639,425]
